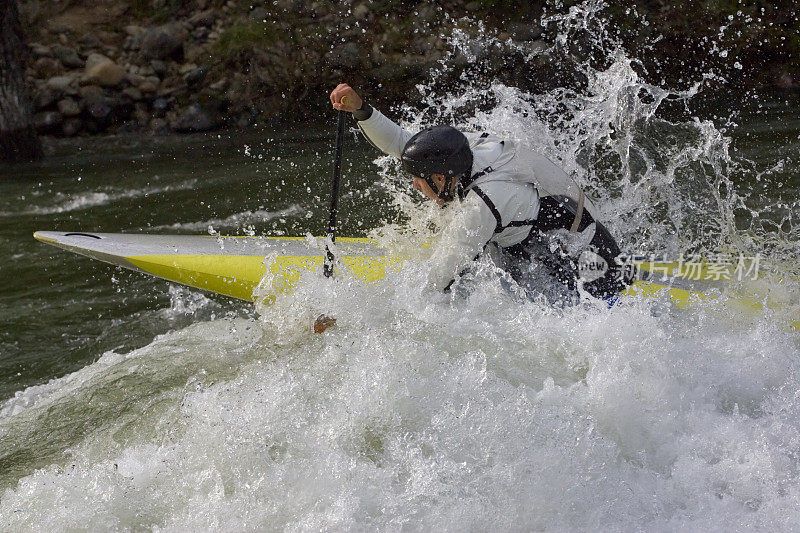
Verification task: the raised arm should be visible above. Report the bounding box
[427,193,498,292]
[330,83,413,159]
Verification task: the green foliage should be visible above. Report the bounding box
[212,22,279,65]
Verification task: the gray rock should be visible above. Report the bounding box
[184,67,207,86]
[57,98,81,117]
[83,94,112,122]
[208,79,227,92]
[134,103,150,126]
[62,118,83,137]
[150,60,168,77]
[34,111,63,133]
[178,62,198,75]
[352,3,369,20]
[139,77,160,94]
[150,117,169,134]
[77,33,102,49]
[126,73,145,87]
[192,27,210,40]
[30,43,53,58]
[82,57,126,87]
[34,89,57,109]
[189,9,218,27]
[152,97,171,117]
[123,35,141,51]
[141,25,184,61]
[47,21,70,33]
[124,25,145,37]
[85,53,111,70]
[53,45,84,69]
[46,76,75,93]
[172,104,215,132]
[122,87,143,100]
[35,58,63,78]
[79,85,104,99]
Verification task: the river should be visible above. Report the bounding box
[2,22,800,531]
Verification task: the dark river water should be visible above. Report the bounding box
[0,125,389,400]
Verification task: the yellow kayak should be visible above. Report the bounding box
[33,231,798,330]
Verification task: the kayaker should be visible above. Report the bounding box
[329,83,635,303]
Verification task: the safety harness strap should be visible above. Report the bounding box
[470,186,504,234]
[569,189,585,233]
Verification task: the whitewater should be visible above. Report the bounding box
[3,2,800,530]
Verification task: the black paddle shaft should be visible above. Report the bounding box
[324,110,346,277]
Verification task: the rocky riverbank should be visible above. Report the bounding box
[17,0,800,139]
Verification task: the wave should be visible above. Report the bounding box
[152,204,306,232]
[0,181,197,217]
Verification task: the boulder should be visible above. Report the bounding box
[30,43,53,58]
[151,97,171,117]
[83,56,126,87]
[124,25,145,37]
[34,58,63,78]
[62,118,83,137]
[150,117,169,134]
[134,103,150,126]
[352,3,369,20]
[140,25,184,61]
[46,76,76,93]
[171,104,215,132]
[192,27,210,41]
[85,53,111,70]
[34,111,63,133]
[150,60,168,77]
[126,73,145,86]
[208,79,227,92]
[79,85,104,99]
[82,94,112,122]
[139,78,160,94]
[122,87,143,100]
[123,35,141,51]
[77,33,102,49]
[178,62,198,75]
[47,21,70,33]
[57,98,81,117]
[53,45,84,69]
[188,9,218,27]
[34,89,57,109]
[184,67,206,86]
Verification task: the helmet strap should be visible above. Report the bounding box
[425,175,455,203]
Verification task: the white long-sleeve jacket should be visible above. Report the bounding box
[358,108,593,291]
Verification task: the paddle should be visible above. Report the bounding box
[323,96,348,278]
[315,95,348,333]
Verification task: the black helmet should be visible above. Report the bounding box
[401,126,473,202]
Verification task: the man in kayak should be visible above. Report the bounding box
[329,83,635,304]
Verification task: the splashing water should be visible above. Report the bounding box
[3,2,800,530]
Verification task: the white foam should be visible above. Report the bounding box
[2,181,197,216]
[153,204,305,232]
[2,266,799,530]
